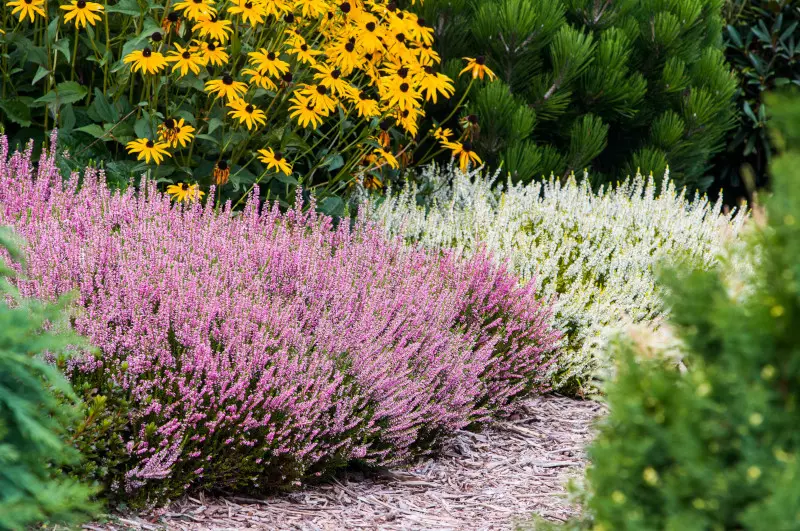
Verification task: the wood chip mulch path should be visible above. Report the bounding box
[88,395,603,531]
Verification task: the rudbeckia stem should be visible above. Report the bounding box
[71,26,79,81]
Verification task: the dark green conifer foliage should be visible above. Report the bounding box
[415,0,737,190]
[0,228,98,530]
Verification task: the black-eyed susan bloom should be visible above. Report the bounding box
[242,68,277,90]
[298,84,337,114]
[288,42,323,66]
[213,160,230,185]
[373,148,399,169]
[166,43,205,77]
[415,64,455,103]
[126,138,172,165]
[192,14,233,43]
[257,147,293,175]
[459,56,496,81]
[382,79,422,112]
[288,95,326,129]
[432,126,453,142]
[443,140,482,171]
[157,118,195,148]
[123,47,169,75]
[228,99,267,130]
[162,11,181,33]
[192,41,229,66]
[248,49,290,78]
[173,0,217,21]
[205,73,248,101]
[60,0,104,28]
[166,183,205,203]
[227,0,267,25]
[350,91,380,119]
[313,63,353,97]
[7,0,46,22]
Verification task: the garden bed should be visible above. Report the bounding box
[91,395,602,530]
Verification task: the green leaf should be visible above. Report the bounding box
[106,0,141,16]
[0,99,32,127]
[47,16,60,45]
[324,153,344,171]
[195,134,220,145]
[75,124,108,139]
[207,118,224,134]
[134,116,152,139]
[32,66,50,85]
[60,104,76,132]
[53,39,71,63]
[90,89,119,123]
[35,81,88,106]
[319,196,344,216]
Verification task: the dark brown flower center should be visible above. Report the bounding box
[244,1,252,7]
[142,48,152,57]
[181,183,189,190]
[417,17,426,26]
[182,51,191,59]
[339,1,350,12]
[331,68,341,79]
[146,140,154,148]
[345,42,355,52]
[316,85,327,95]
[164,118,175,129]
[365,53,373,60]
[397,67,408,78]
[77,0,86,8]
[380,119,391,131]
[282,72,293,82]
[284,13,294,23]
[476,56,486,65]
[463,141,473,152]
[167,11,179,22]
[467,114,478,124]
[268,52,277,61]
[275,152,284,160]
[151,31,163,41]
[218,160,228,170]
[423,66,434,74]
[359,90,368,100]
[399,82,409,92]
[366,21,375,31]
[222,74,233,84]
[245,104,254,113]
[300,44,308,51]
[208,42,216,51]
[395,33,405,43]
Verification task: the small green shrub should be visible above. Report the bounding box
[0,228,98,530]
[527,92,800,530]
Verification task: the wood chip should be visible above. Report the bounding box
[88,395,602,530]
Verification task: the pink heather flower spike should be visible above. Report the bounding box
[0,131,561,503]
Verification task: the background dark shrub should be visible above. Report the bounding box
[708,0,800,204]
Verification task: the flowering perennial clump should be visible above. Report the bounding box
[0,133,559,504]
[0,0,489,210]
[371,163,747,390]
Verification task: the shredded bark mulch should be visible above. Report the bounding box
[87,395,603,531]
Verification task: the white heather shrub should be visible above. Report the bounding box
[371,163,748,390]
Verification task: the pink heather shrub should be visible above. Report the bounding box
[0,132,560,504]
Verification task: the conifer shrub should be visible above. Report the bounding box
[528,92,800,530]
[414,0,737,190]
[0,132,561,506]
[0,228,98,529]
[372,163,746,391]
